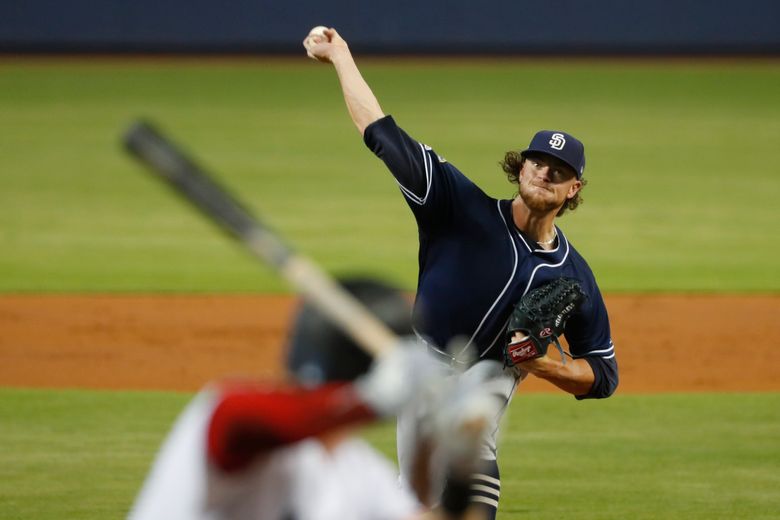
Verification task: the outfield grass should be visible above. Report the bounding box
[0,389,190,519]
[1,58,777,520]
[1,388,777,520]
[1,59,778,292]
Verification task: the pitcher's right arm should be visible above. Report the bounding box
[305,27,384,135]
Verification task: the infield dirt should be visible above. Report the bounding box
[1,294,778,393]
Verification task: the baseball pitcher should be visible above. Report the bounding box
[304,27,619,519]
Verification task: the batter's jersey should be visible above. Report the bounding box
[364,116,618,399]
[128,391,420,520]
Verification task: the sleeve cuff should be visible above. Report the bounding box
[575,355,604,400]
[363,114,396,151]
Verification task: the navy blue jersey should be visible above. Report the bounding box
[364,116,617,399]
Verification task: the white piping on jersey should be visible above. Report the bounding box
[572,340,616,359]
[457,200,519,357]
[520,233,570,297]
[515,225,562,254]
[396,143,433,205]
[513,223,572,297]
[479,316,510,359]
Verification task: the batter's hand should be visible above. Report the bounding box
[303,27,349,63]
[355,337,446,417]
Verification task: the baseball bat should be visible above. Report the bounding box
[122,120,397,357]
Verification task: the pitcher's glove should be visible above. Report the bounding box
[504,277,586,366]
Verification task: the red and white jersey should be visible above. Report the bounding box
[214,437,420,520]
[129,390,420,520]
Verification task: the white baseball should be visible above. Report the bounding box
[304,26,329,59]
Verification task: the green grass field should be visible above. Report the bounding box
[1,59,779,292]
[1,388,778,520]
[1,59,779,519]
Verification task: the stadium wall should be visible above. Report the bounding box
[1,0,778,54]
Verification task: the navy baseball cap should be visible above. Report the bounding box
[521,130,586,179]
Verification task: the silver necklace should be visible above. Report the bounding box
[536,228,557,246]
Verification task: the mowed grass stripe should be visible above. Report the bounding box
[1,60,779,292]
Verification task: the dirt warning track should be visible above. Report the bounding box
[1,294,778,393]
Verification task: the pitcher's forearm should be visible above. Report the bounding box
[520,356,595,396]
[331,53,384,135]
